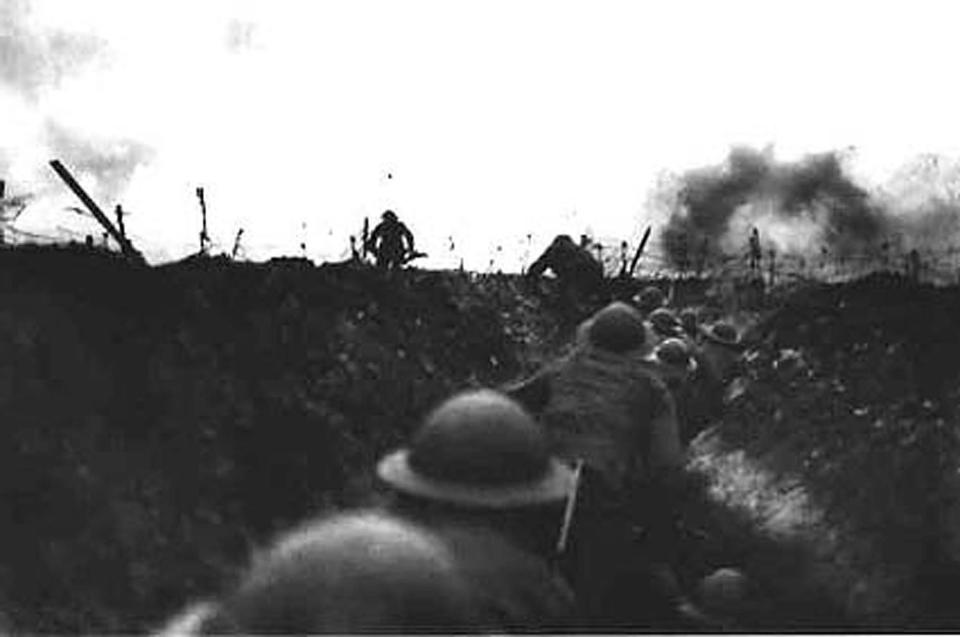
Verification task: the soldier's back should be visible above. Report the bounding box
[540,348,669,491]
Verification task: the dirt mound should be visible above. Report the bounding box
[689,273,960,627]
[0,247,577,633]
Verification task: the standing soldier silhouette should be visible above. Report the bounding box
[368,210,415,270]
[748,228,762,276]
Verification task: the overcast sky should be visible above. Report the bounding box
[3,0,960,270]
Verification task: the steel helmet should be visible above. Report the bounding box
[206,512,476,633]
[646,337,698,377]
[632,286,665,314]
[679,308,699,336]
[576,301,647,353]
[649,307,683,338]
[700,322,743,350]
[377,389,575,508]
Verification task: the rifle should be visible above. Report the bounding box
[555,459,585,557]
[402,250,428,264]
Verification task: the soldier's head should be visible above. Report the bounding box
[700,322,744,381]
[194,512,478,634]
[576,301,648,354]
[679,308,700,337]
[382,210,398,222]
[648,307,683,340]
[646,337,698,386]
[633,286,665,315]
[377,389,575,555]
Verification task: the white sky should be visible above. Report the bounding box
[4,0,960,270]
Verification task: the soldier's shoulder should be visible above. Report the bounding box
[434,524,579,631]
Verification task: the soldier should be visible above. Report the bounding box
[526,235,605,305]
[502,303,715,629]
[748,228,762,276]
[158,512,480,634]
[907,248,922,282]
[679,308,700,341]
[367,210,415,270]
[376,389,580,631]
[642,337,704,444]
[632,285,665,317]
[644,338,698,388]
[699,322,744,386]
[647,307,684,349]
[573,300,651,354]
[506,302,684,482]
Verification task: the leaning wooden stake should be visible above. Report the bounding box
[628,225,652,277]
[232,228,244,260]
[49,160,144,263]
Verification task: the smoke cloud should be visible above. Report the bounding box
[657,146,960,268]
[0,0,104,101]
[44,120,155,207]
[0,0,155,243]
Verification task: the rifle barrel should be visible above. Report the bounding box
[556,459,585,556]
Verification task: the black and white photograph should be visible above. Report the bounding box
[2,0,960,633]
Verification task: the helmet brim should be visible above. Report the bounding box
[377,449,576,509]
[699,326,744,350]
[643,354,698,378]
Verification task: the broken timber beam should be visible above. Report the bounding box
[49,159,145,264]
[628,225,652,277]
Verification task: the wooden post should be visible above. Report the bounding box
[628,225,652,277]
[114,204,127,240]
[49,160,144,263]
[196,187,209,255]
[232,228,244,259]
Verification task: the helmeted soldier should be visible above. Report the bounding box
[632,285,665,317]
[748,227,762,275]
[376,389,580,631]
[642,337,704,444]
[645,338,698,386]
[647,307,684,350]
[526,235,605,305]
[367,210,415,269]
[160,512,480,634]
[501,302,717,629]
[679,308,700,340]
[506,302,684,488]
[666,321,744,445]
[699,322,744,385]
[573,300,651,354]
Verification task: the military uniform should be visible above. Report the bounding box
[368,210,415,270]
[376,390,581,630]
[527,235,605,304]
[505,304,709,629]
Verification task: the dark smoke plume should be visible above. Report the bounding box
[0,0,104,100]
[659,147,889,266]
